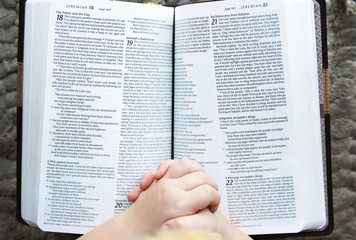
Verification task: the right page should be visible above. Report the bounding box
[174,0,326,235]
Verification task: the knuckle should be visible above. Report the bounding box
[174,198,186,211]
[167,218,183,229]
[157,180,171,199]
[180,158,191,166]
[203,184,213,195]
[202,185,220,201]
[181,158,204,170]
[196,171,208,181]
[196,185,213,200]
[167,201,183,217]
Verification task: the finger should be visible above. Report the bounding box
[127,187,142,202]
[186,184,221,213]
[140,170,156,191]
[162,209,219,232]
[154,160,173,180]
[208,202,220,213]
[164,158,204,179]
[175,171,218,192]
[127,170,155,202]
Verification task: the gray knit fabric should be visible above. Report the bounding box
[0,0,355,239]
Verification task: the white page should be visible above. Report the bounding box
[175,0,325,235]
[31,0,173,234]
[22,1,52,226]
[282,0,326,231]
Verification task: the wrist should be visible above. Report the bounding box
[78,209,138,240]
[215,211,252,240]
[124,199,164,236]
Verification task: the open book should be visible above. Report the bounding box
[17,0,333,238]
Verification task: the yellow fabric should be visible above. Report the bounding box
[139,229,223,240]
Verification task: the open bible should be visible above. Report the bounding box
[17,0,333,238]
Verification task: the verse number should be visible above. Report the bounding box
[115,202,123,209]
[127,40,134,46]
[226,179,234,186]
[211,19,218,25]
[57,14,63,21]
[263,3,268,7]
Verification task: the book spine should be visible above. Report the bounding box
[171,9,175,159]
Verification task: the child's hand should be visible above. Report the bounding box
[162,209,253,240]
[124,159,220,235]
[127,170,156,202]
[127,159,206,202]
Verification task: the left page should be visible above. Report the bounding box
[22,0,173,234]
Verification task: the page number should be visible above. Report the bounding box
[127,40,134,46]
[115,202,123,208]
[226,179,234,186]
